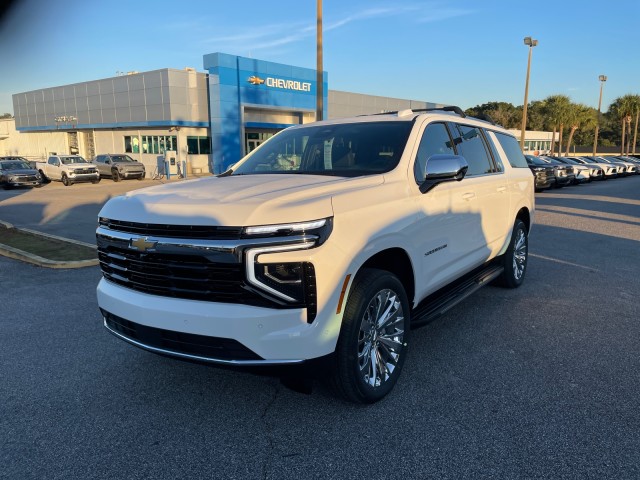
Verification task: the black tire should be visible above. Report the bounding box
[92,177,101,184]
[137,175,144,181]
[61,174,71,186]
[112,169,121,182]
[39,170,51,183]
[328,268,410,404]
[496,219,528,288]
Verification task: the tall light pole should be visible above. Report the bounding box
[316,0,323,121]
[520,37,538,150]
[592,75,607,156]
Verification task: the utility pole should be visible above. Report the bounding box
[593,75,607,156]
[520,37,538,150]
[316,0,323,121]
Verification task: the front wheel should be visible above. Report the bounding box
[328,268,410,403]
[61,174,71,186]
[39,170,50,183]
[112,169,121,182]
[496,219,528,288]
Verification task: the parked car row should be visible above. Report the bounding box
[525,154,639,192]
[0,154,146,189]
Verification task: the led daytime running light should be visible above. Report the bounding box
[245,219,327,235]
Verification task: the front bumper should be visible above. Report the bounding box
[119,170,145,179]
[68,172,100,183]
[97,278,334,363]
[6,179,41,187]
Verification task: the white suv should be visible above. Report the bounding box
[96,107,534,403]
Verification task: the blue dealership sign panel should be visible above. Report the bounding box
[204,52,328,173]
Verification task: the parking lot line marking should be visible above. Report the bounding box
[530,253,599,272]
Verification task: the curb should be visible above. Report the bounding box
[0,220,99,269]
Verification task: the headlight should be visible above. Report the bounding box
[35,173,42,179]
[242,218,333,245]
[68,171,75,176]
[245,242,318,321]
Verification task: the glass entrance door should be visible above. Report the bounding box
[245,130,278,155]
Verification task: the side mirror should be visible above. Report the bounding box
[419,154,468,194]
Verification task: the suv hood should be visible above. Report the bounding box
[114,161,144,168]
[66,164,95,170]
[99,174,383,226]
[3,169,38,175]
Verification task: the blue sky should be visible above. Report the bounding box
[0,0,638,115]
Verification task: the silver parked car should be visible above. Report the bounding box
[93,154,146,181]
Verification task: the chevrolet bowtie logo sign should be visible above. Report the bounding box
[130,237,157,252]
[248,76,265,85]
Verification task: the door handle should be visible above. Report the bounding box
[462,192,475,200]
[497,186,507,193]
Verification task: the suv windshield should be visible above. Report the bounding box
[60,156,88,164]
[110,155,135,162]
[231,121,413,177]
[0,161,31,170]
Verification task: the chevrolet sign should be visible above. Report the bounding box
[248,75,311,92]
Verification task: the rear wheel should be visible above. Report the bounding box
[61,174,71,186]
[39,170,50,183]
[328,268,410,403]
[496,219,528,288]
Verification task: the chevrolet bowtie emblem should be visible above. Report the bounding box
[248,75,265,85]
[130,237,156,252]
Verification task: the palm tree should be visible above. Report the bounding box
[610,95,638,155]
[565,104,596,155]
[543,95,571,155]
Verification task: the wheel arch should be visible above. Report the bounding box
[357,247,415,305]
[516,207,531,233]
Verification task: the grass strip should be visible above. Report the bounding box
[0,225,97,261]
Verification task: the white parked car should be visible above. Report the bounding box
[96,107,535,403]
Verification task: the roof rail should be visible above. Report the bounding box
[368,105,467,118]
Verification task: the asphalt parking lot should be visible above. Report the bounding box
[1,176,640,479]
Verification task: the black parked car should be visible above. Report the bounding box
[533,155,576,188]
[524,155,556,192]
[0,158,43,189]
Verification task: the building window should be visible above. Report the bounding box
[141,135,178,154]
[187,136,211,154]
[124,136,140,153]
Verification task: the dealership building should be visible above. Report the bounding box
[6,52,444,175]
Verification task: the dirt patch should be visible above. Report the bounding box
[0,225,97,261]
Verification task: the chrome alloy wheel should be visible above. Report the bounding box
[357,289,405,388]
[512,228,527,280]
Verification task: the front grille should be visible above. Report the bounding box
[104,311,263,361]
[74,169,96,174]
[16,175,38,182]
[99,219,243,239]
[98,245,275,307]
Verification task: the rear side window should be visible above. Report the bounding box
[448,124,493,176]
[494,132,528,168]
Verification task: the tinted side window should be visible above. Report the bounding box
[413,123,455,183]
[483,129,504,173]
[494,132,528,168]
[48,157,56,165]
[449,124,493,176]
